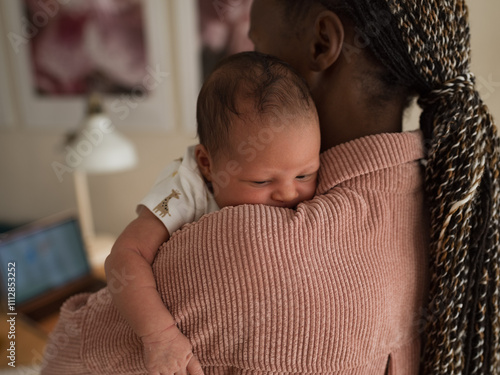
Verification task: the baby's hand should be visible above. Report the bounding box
[141,324,204,375]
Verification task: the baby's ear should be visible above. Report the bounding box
[194,144,213,181]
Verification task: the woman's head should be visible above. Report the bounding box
[250,1,500,373]
[249,0,420,147]
[250,0,469,93]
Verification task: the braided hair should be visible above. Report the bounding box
[282,1,499,373]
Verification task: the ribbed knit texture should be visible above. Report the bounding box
[42,131,429,375]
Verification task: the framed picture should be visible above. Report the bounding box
[169,0,202,135]
[197,0,253,80]
[0,15,17,130]
[1,0,177,132]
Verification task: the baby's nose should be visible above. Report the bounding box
[272,183,299,203]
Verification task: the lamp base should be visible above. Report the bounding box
[85,233,116,279]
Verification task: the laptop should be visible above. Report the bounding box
[0,212,107,322]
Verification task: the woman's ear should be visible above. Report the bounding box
[309,10,344,72]
[194,144,213,181]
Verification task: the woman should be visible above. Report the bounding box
[42,1,498,374]
[248,0,498,373]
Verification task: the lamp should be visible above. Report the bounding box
[70,93,138,270]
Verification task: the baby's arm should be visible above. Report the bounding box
[105,206,204,375]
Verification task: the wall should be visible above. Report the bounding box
[0,130,197,235]
[0,1,499,237]
[0,0,200,236]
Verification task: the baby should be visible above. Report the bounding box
[105,51,321,374]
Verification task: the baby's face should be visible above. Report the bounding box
[202,115,320,209]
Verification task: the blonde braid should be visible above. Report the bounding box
[384,1,500,373]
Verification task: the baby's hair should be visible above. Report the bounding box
[196,51,317,159]
[282,1,499,374]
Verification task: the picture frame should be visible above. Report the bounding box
[169,0,202,135]
[0,15,17,130]
[1,0,178,132]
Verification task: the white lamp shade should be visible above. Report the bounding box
[72,114,138,174]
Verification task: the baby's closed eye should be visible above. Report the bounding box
[295,173,317,181]
[250,180,271,186]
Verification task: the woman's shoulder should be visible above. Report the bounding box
[317,130,425,192]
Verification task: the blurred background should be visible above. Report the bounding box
[0,0,498,239]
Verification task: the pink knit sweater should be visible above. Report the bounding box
[42,131,429,375]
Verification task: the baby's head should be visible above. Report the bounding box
[195,51,320,209]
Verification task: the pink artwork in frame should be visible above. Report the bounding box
[3,0,176,132]
[24,0,149,97]
[197,0,254,80]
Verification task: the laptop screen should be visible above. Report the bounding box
[0,216,90,305]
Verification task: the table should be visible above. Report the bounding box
[0,234,112,372]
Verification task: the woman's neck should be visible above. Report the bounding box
[313,67,406,151]
[318,99,405,151]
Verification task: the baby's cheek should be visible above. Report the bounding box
[226,186,269,206]
[302,181,317,201]
[243,188,272,205]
